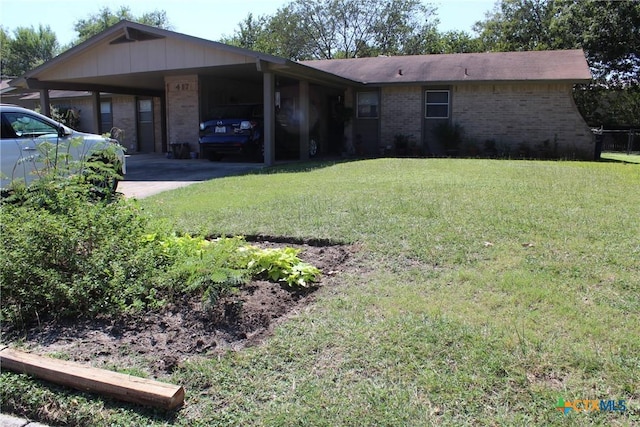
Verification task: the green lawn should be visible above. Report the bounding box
[601,152,640,164]
[4,158,639,425]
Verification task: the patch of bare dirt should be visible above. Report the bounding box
[2,241,357,377]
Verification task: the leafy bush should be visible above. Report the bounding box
[1,141,320,325]
[433,122,464,152]
[147,234,251,306]
[1,177,321,325]
[0,182,165,324]
[144,234,322,304]
[3,135,123,200]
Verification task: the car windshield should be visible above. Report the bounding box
[207,105,261,120]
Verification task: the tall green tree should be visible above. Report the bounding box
[417,29,484,54]
[73,6,172,44]
[557,0,640,126]
[474,0,561,51]
[290,0,437,58]
[475,0,639,126]
[372,0,438,56]
[1,25,59,77]
[221,13,268,51]
[554,0,640,86]
[221,8,313,60]
[222,0,438,59]
[0,26,11,76]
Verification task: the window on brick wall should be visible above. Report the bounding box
[357,92,379,118]
[100,100,113,134]
[425,90,449,119]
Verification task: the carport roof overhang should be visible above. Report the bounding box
[10,20,360,97]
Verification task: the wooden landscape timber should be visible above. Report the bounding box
[0,347,184,410]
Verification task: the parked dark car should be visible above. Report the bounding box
[199,104,263,161]
[199,104,319,161]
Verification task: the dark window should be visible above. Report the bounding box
[100,101,113,134]
[425,90,449,119]
[138,99,153,123]
[357,92,379,119]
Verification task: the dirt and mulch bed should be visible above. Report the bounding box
[2,240,359,378]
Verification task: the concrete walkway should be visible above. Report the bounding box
[117,153,264,198]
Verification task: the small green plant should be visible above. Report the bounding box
[146,233,251,305]
[393,134,410,156]
[240,245,321,288]
[140,234,322,302]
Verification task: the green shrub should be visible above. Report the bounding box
[3,135,123,201]
[433,122,464,152]
[1,183,322,325]
[0,182,164,324]
[1,149,321,325]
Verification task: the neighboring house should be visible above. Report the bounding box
[1,82,160,153]
[7,20,594,164]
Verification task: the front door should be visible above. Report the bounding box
[137,98,154,153]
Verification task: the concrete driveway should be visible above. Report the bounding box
[116,154,264,198]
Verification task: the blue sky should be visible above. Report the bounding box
[0,0,495,47]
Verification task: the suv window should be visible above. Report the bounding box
[2,112,59,138]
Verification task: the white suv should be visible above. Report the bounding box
[0,104,126,192]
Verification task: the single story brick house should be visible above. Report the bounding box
[8,20,594,164]
[304,50,594,158]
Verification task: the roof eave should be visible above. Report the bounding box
[361,78,593,86]
[17,20,289,85]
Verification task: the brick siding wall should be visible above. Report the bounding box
[381,86,422,149]
[452,83,594,158]
[111,95,136,151]
[165,75,199,153]
[375,82,594,159]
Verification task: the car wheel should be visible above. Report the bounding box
[309,138,318,157]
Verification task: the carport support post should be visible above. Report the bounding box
[263,72,276,166]
[39,90,50,118]
[299,80,310,161]
[91,92,101,134]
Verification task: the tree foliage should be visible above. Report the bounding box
[474,0,639,126]
[73,6,172,44]
[555,0,640,86]
[0,25,59,77]
[222,0,439,59]
[474,0,562,51]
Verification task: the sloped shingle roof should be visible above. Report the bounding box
[301,49,591,84]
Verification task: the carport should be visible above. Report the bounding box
[9,20,358,166]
